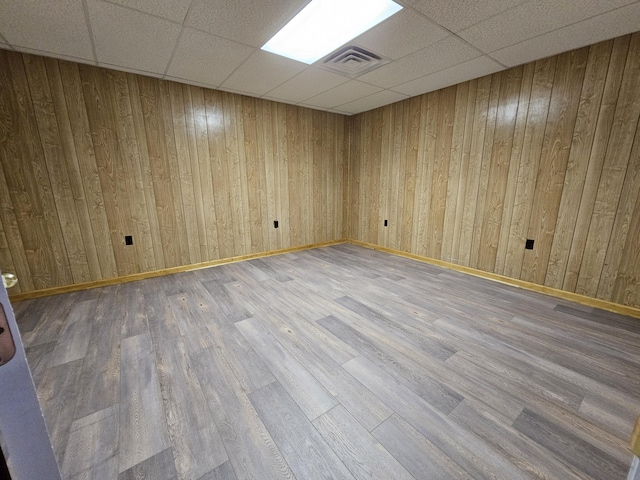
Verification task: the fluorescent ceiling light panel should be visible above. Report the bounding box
[262,0,402,64]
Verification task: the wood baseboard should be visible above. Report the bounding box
[632,415,640,457]
[348,240,640,320]
[9,238,640,320]
[8,240,347,302]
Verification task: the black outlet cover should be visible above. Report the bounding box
[125,235,133,246]
[274,220,279,229]
[525,239,534,250]
[384,220,388,227]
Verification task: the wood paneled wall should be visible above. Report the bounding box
[2,33,640,310]
[0,50,346,293]
[348,33,640,309]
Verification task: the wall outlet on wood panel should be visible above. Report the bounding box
[125,235,133,246]
[274,221,279,229]
[384,220,388,227]
[525,239,534,250]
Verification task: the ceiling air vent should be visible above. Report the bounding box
[319,46,390,78]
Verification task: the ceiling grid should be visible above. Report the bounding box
[0,0,638,114]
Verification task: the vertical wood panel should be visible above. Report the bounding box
[576,33,640,297]
[127,73,165,270]
[413,92,436,257]
[521,48,588,284]
[348,33,640,309]
[494,62,534,275]
[562,36,630,293]
[45,57,102,282]
[470,73,501,267]
[428,86,456,260]
[477,66,523,272]
[169,81,201,264]
[441,83,469,263]
[0,50,344,295]
[503,57,556,278]
[401,97,421,253]
[5,52,73,288]
[545,41,612,289]
[25,55,91,283]
[458,75,491,266]
[59,61,117,278]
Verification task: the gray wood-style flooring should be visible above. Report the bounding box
[12,244,640,480]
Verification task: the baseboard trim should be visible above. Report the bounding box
[9,240,347,302]
[348,239,640,320]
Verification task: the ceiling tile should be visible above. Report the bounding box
[265,68,350,104]
[105,0,192,23]
[302,80,382,109]
[186,0,308,48]
[358,35,480,88]
[7,46,97,65]
[163,76,217,90]
[352,9,449,60]
[408,0,527,32]
[88,0,181,74]
[393,55,505,97]
[0,0,94,61]
[167,28,254,88]
[220,50,306,96]
[98,63,164,78]
[458,0,638,53]
[336,90,409,114]
[492,2,640,66]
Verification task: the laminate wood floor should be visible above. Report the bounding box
[13,244,640,480]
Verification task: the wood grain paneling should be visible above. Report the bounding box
[0,50,345,293]
[2,33,640,311]
[348,33,640,309]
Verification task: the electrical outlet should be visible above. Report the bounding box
[525,239,534,250]
[384,220,388,227]
[125,235,133,246]
[274,220,279,229]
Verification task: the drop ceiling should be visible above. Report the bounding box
[1,0,639,115]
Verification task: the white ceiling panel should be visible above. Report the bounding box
[336,90,409,114]
[0,0,94,61]
[353,9,449,60]
[167,28,254,88]
[492,2,640,66]
[265,68,350,104]
[105,0,192,23]
[221,50,306,96]
[358,35,481,88]
[459,0,638,53]
[408,0,527,32]
[186,0,307,48]
[13,46,97,65]
[97,63,164,78]
[302,80,382,109]
[88,0,181,73]
[393,55,505,97]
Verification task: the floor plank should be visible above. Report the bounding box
[14,244,640,480]
[312,404,415,480]
[118,333,170,473]
[62,406,119,479]
[191,346,295,480]
[249,382,355,480]
[118,448,179,480]
[513,408,630,480]
[372,414,474,480]
[235,316,338,420]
